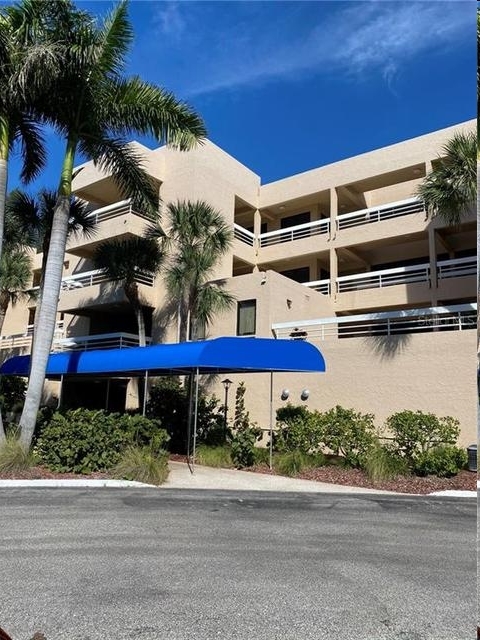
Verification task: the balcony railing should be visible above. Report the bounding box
[272,303,477,341]
[259,218,330,247]
[233,198,425,246]
[87,199,154,223]
[53,332,151,351]
[335,198,425,231]
[303,256,476,295]
[233,223,255,246]
[0,321,64,351]
[58,268,155,290]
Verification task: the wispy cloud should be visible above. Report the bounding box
[144,1,473,97]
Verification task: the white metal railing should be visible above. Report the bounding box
[336,198,425,230]
[302,256,475,295]
[59,268,155,290]
[272,304,477,341]
[335,263,430,293]
[233,198,425,248]
[233,223,255,246]
[87,199,154,223]
[437,256,477,280]
[303,279,330,295]
[53,332,151,352]
[259,218,330,247]
[0,321,65,351]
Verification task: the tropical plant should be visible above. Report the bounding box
[18,0,206,448]
[361,444,409,482]
[319,405,376,468]
[94,237,164,346]
[0,246,32,335]
[413,445,467,478]
[416,131,476,226]
[150,200,234,342]
[112,445,169,485]
[0,432,38,473]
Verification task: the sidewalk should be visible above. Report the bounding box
[0,463,476,496]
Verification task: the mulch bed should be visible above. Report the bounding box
[0,459,476,495]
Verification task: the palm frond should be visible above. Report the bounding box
[94,237,163,283]
[5,189,40,248]
[104,77,206,149]
[0,248,32,303]
[12,113,46,183]
[92,1,132,79]
[80,135,159,213]
[195,283,235,327]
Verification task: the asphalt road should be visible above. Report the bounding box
[0,489,475,640]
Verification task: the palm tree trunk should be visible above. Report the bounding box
[19,138,76,449]
[125,283,146,347]
[0,117,9,445]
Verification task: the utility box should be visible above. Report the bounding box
[467,444,477,472]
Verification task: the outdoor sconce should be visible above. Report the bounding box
[280,389,290,401]
[300,389,310,401]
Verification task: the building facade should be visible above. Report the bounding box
[1,120,476,444]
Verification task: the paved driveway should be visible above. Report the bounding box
[0,489,475,640]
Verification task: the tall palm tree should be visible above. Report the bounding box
[416,131,476,226]
[18,1,206,448]
[151,200,235,342]
[93,237,164,347]
[0,247,31,336]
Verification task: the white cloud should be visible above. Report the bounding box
[146,1,473,96]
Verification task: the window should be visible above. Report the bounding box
[280,266,310,283]
[237,300,256,336]
[246,222,268,234]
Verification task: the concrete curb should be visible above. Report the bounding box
[0,479,155,488]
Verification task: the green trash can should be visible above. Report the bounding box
[467,444,477,472]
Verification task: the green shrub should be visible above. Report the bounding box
[112,445,169,485]
[413,446,467,478]
[386,410,460,465]
[146,376,225,453]
[0,375,26,418]
[231,426,262,468]
[253,446,270,466]
[0,435,38,472]
[274,412,323,454]
[274,450,325,477]
[276,403,311,425]
[195,444,233,468]
[36,409,168,474]
[361,444,409,482]
[319,405,376,467]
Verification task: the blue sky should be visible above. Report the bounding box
[8,0,476,191]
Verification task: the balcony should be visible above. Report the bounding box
[272,303,477,341]
[233,198,425,249]
[66,199,154,256]
[304,256,476,296]
[58,268,154,290]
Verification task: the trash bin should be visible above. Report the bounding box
[466,444,477,472]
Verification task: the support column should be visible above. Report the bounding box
[329,188,338,240]
[428,226,438,306]
[253,208,261,270]
[329,247,338,299]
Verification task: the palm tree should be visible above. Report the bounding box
[416,131,476,226]
[93,237,164,347]
[0,247,31,335]
[151,200,235,342]
[17,1,206,448]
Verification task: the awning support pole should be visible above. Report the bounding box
[192,367,200,472]
[57,375,64,409]
[142,371,148,416]
[269,372,274,470]
[105,379,110,411]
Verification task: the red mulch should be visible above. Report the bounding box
[0,466,109,480]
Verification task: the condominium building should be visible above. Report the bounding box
[1,120,476,444]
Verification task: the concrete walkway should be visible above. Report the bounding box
[0,462,475,496]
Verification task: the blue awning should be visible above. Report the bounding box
[0,337,326,378]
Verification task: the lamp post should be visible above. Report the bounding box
[221,378,233,443]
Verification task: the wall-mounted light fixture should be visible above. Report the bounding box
[300,389,310,401]
[280,389,290,401]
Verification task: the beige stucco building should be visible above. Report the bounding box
[1,120,476,445]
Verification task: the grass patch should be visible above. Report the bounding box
[274,451,325,477]
[112,446,169,486]
[195,445,233,468]
[253,447,270,465]
[0,435,38,473]
[362,445,409,482]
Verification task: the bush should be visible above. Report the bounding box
[112,445,169,485]
[0,375,26,418]
[361,444,409,482]
[253,446,270,466]
[413,446,467,478]
[146,376,225,453]
[386,410,460,465]
[319,406,376,467]
[0,435,38,473]
[274,410,323,454]
[274,450,325,477]
[276,403,311,425]
[195,444,233,468]
[36,409,168,474]
[231,426,262,468]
